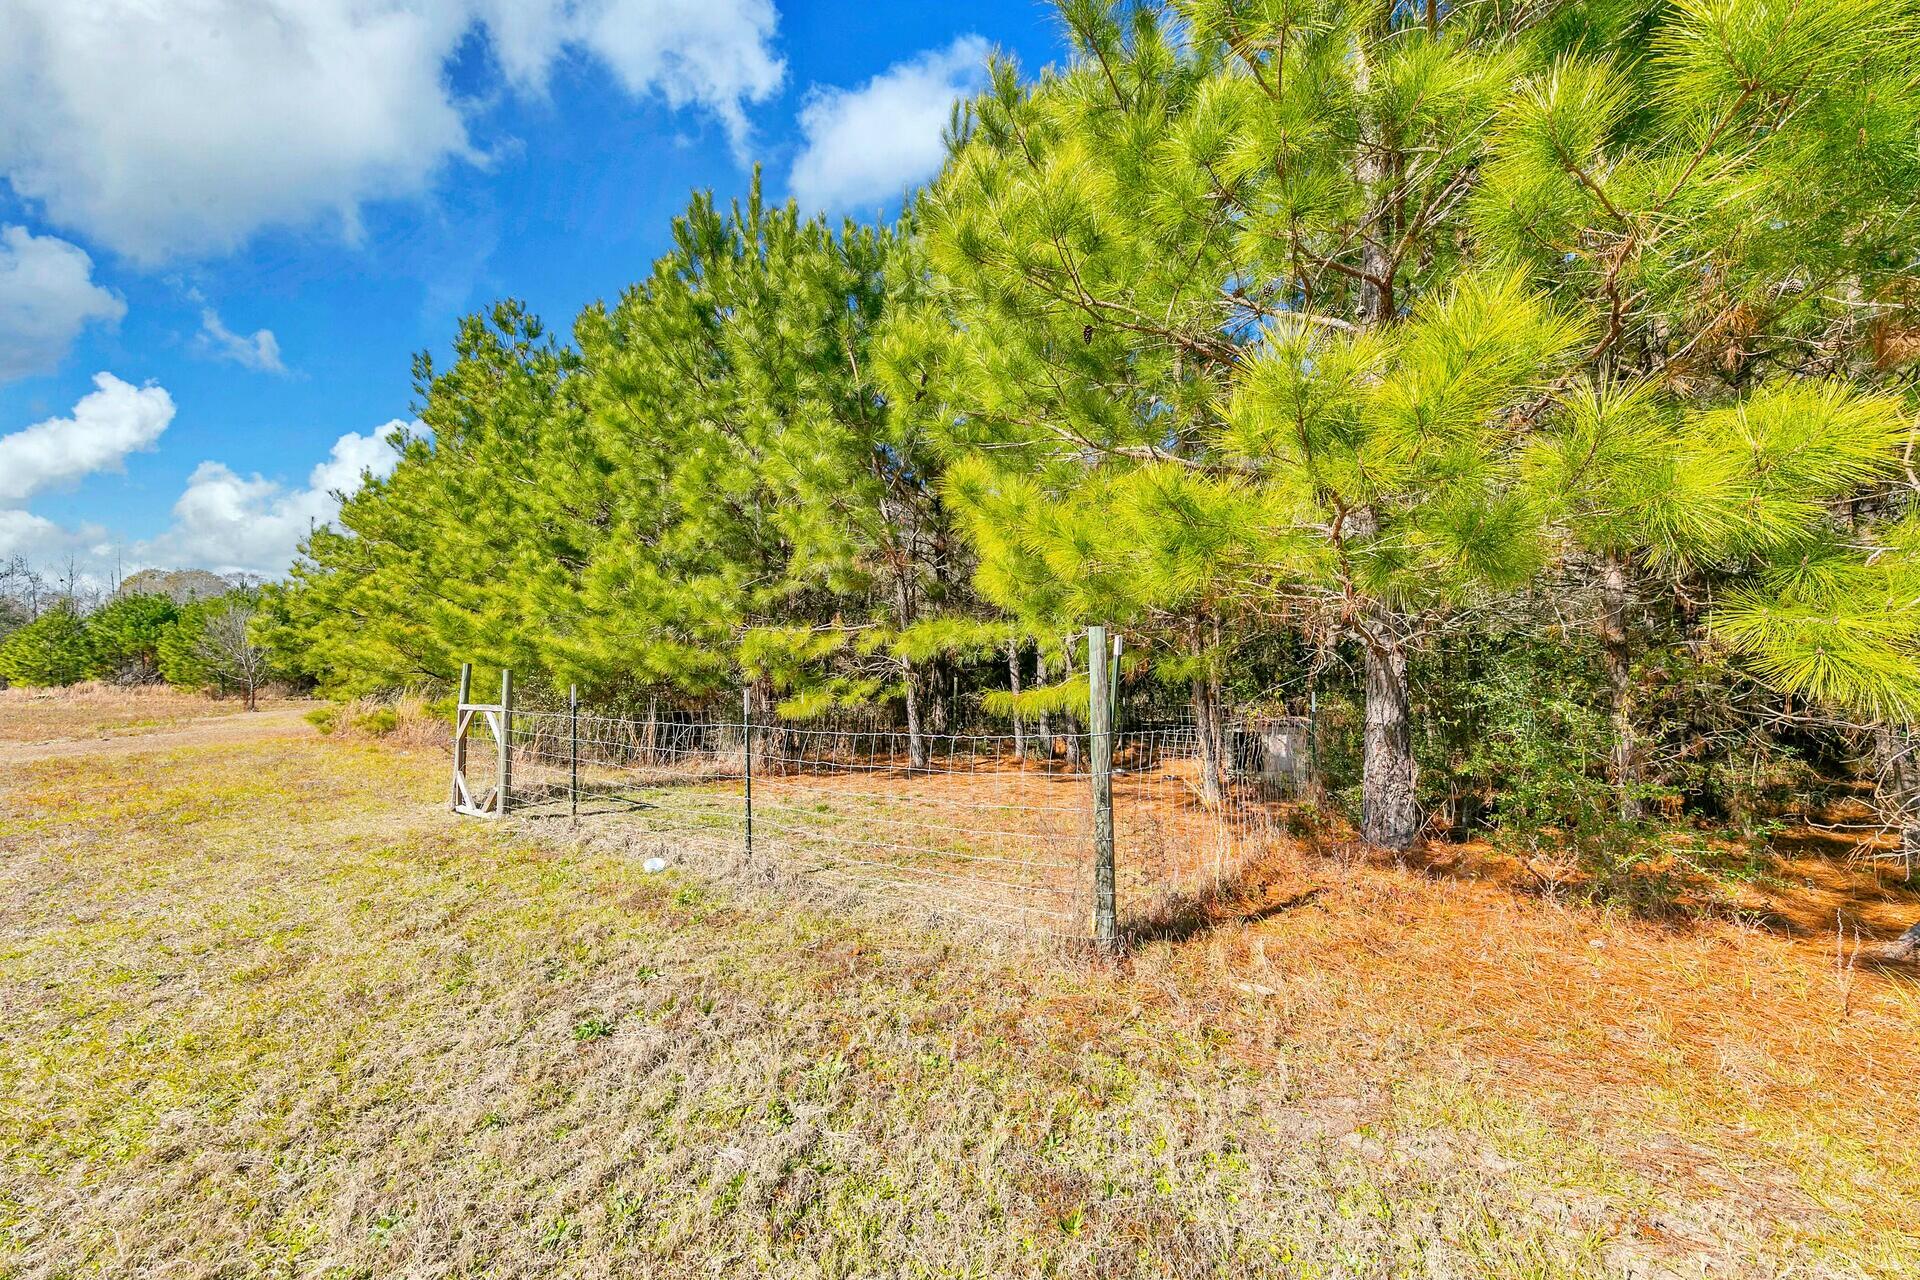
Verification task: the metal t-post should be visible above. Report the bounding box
[498,668,512,818]
[742,685,754,862]
[569,683,579,818]
[1088,625,1117,951]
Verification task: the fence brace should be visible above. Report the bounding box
[450,663,511,818]
[449,662,472,813]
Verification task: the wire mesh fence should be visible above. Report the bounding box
[458,670,1311,942]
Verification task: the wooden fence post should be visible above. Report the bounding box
[450,662,472,812]
[569,683,579,818]
[1088,625,1117,952]
[498,668,512,818]
[742,685,754,862]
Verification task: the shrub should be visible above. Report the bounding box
[352,706,399,737]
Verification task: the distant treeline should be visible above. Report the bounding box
[0,565,277,708]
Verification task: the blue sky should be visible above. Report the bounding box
[0,0,1068,584]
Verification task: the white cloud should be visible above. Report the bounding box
[0,508,100,563]
[0,225,126,382]
[140,424,407,576]
[579,0,785,154]
[0,411,406,582]
[197,308,287,374]
[0,1,786,263]
[0,3,473,264]
[788,35,987,214]
[0,373,174,504]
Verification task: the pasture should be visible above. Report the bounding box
[1,692,1916,1278]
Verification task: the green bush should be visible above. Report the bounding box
[305,706,340,734]
[351,706,399,737]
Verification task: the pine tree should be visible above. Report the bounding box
[911,0,1920,845]
[575,179,978,757]
[0,601,90,687]
[261,305,576,698]
[272,179,993,755]
[83,592,180,683]
[913,1,1589,843]
[1476,0,1920,815]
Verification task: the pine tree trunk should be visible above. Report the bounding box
[890,570,929,771]
[644,695,659,766]
[903,657,929,771]
[1599,555,1642,821]
[1035,648,1052,762]
[1354,34,1395,327]
[1362,633,1419,852]
[1191,674,1225,807]
[1061,642,1082,769]
[1875,724,1920,872]
[1008,639,1025,761]
[749,678,787,777]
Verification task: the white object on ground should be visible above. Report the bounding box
[643,857,668,874]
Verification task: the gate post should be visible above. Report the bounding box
[1088,625,1117,952]
[450,662,472,812]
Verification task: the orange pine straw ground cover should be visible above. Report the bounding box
[1117,836,1920,1263]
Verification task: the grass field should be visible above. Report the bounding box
[0,683,286,745]
[2,695,1917,1278]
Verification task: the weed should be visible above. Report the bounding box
[572,1014,616,1042]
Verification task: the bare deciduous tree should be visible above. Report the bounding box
[196,598,273,711]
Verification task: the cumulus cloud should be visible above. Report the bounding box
[579,0,786,152]
[0,373,175,505]
[0,1,786,263]
[140,425,406,576]
[0,508,111,565]
[0,410,404,580]
[788,35,988,214]
[0,225,126,382]
[197,308,287,374]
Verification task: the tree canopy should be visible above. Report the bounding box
[258,0,1920,855]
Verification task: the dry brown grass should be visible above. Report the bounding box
[0,682,292,745]
[1,691,1917,1278]
[305,692,453,751]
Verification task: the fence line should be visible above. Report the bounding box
[450,659,1312,943]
